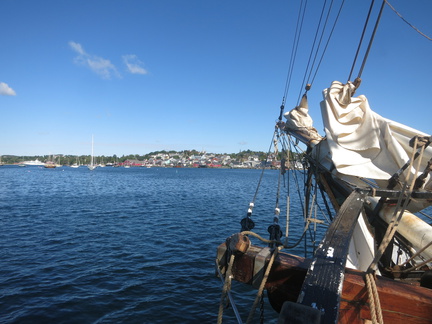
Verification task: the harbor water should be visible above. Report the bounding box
[0,166,308,323]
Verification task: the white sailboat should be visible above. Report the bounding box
[88,135,97,171]
[70,156,80,168]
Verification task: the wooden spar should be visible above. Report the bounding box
[216,239,432,323]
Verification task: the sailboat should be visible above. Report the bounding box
[216,2,432,324]
[70,156,80,168]
[88,135,97,171]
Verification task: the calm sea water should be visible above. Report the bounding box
[0,166,308,323]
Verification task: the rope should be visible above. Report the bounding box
[297,0,346,103]
[357,0,386,79]
[215,259,243,324]
[298,0,329,100]
[282,0,308,103]
[365,272,384,324]
[348,0,376,81]
[241,231,278,245]
[401,240,432,267]
[385,0,432,41]
[242,225,310,249]
[367,137,424,272]
[285,137,292,248]
[251,129,280,205]
[348,0,386,83]
[401,256,432,274]
[217,254,236,324]
[246,246,283,324]
[283,134,309,247]
[306,183,318,248]
[242,130,279,228]
[285,195,290,246]
[304,0,332,85]
[309,0,345,86]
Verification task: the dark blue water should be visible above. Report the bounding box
[0,166,308,323]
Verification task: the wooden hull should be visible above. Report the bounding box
[217,242,432,323]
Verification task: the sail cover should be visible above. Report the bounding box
[284,93,323,144]
[321,81,431,182]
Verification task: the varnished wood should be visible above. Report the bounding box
[217,243,432,323]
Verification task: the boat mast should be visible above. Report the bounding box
[91,135,94,167]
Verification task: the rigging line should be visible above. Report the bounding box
[357,0,386,79]
[284,222,310,249]
[306,183,318,243]
[348,0,376,82]
[283,0,308,102]
[400,240,432,267]
[303,162,314,256]
[365,272,384,324]
[401,256,432,274]
[310,0,346,86]
[251,129,279,204]
[278,133,309,247]
[217,254,237,324]
[246,246,283,324]
[284,136,304,202]
[305,0,335,86]
[385,0,432,41]
[285,139,293,244]
[318,182,333,223]
[241,231,278,245]
[286,135,306,216]
[215,260,243,324]
[275,160,282,210]
[305,169,323,244]
[279,135,296,244]
[296,0,329,104]
[368,137,423,272]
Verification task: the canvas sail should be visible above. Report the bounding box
[286,81,432,193]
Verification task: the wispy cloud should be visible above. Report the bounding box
[0,82,16,96]
[69,41,85,55]
[122,55,148,75]
[69,41,119,79]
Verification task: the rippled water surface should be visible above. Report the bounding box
[0,166,310,323]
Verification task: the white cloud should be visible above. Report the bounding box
[69,41,85,55]
[0,82,16,96]
[123,54,148,75]
[86,56,118,79]
[69,41,119,79]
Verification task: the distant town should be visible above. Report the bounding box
[1,149,304,169]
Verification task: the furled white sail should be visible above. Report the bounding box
[284,93,323,145]
[321,81,432,190]
[322,81,409,180]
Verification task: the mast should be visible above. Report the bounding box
[91,135,94,167]
[88,135,97,170]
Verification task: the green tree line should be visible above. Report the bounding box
[1,149,304,165]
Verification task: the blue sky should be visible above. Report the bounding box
[1,0,431,157]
